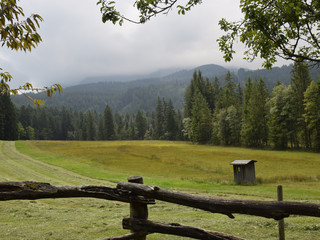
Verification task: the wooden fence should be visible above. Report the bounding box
[1,176,319,240]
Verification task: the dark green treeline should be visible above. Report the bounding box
[14,98,183,142]
[4,61,320,151]
[184,62,320,151]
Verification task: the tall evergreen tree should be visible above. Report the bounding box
[135,110,147,140]
[204,77,216,112]
[216,71,238,110]
[18,105,32,128]
[241,78,269,147]
[155,97,165,138]
[37,109,52,140]
[184,71,209,118]
[86,111,96,141]
[241,78,253,145]
[268,84,295,149]
[212,108,229,145]
[97,116,105,140]
[226,105,242,145]
[59,108,73,140]
[0,84,18,140]
[213,72,242,145]
[104,105,115,140]
[115,113,126,140]
[191,90,212,144]
[291,61,313,148]
[163,99,177,140]
[304,80,320,151]
[79,112,87,140]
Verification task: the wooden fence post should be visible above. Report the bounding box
[128,176,148,240]
[277,185,285,240]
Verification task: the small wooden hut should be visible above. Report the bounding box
[230,160,257,184]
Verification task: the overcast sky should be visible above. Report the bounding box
[1,0,289,88]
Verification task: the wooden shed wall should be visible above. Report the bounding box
[233,163,256,183]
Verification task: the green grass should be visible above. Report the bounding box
[0,140,319,240]
[16,140,320,200]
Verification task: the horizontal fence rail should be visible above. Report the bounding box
[1,177,319,240]
[116,181,320,220]
[0,181,155,204]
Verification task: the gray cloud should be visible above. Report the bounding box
[1,0,288,89]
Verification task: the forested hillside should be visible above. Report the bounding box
[12,63,320,113]
[5,62,320,151]
[184,62,320,151]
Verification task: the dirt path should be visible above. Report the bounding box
[0,141,112,186]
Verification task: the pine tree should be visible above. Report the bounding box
[59,108,73,140]
[241,78,269,147]
[216,72,238,110]
[291,61,313,148]
[184,71,207,118]
[135,110,147,140]
[104,105,115,140]
[191,90,212,143]
[227,105,242,145]
[0,85,18,140]
[79,112,87,140]
[86,111,96,141]
[18,105,31,128]
[213,72,242,145]
[268,84,295,149]
[155,97,165,138]
[213,108,229,145]
[115,113,126,140]
[163,99,177,140]
[241,78,253,145]
[97,116,105,140]
[304,80,320,151]
[204,77,215,112]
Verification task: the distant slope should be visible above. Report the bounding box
[12,63,320,113]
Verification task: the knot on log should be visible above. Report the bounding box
[117,182,159,193]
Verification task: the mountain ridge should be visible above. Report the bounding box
[12,63,320,113]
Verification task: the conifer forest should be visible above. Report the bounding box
[2,61,320,151]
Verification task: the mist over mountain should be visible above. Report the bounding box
[12,63,320,113]
[80,67,184,85]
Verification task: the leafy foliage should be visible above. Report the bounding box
[97,1,320,68]
[97,0,202,25]
[218,0,320,68]
[0,0,62,107]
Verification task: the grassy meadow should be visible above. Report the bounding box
[0,140,319,239]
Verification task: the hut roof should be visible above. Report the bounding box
[230,160,257,165]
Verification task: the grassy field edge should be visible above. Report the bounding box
[15,141,320,201]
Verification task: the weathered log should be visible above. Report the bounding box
[0,181,155,204]
[117,182,320,220]
[122,218,246,240]
[100,232,148,240]
[127,176,148,240]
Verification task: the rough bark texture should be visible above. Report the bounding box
[0,181,154,204]
[117,182,320,220]
[128,176,148,240]
[122,218,246,240]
